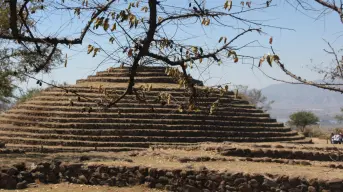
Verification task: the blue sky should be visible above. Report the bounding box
[21,0,343,90]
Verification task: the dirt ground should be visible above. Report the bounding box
[2,140,343,181]
[0,183,161,192]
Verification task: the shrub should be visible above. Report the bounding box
[302,126,326,138]
[16,88,42,104]
[287,111,319,132]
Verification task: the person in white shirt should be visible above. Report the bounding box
[332,134,342,144]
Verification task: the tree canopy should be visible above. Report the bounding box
[0,0,342,109]
[287,111,319,132]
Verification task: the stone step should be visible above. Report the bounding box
[6,110,275,122]
[15,105,270,117]
[34,94,249,105]
[76,77,177,84]
[220,146,341,162]
[45,86,236,96]
[95,71,168,77]
[39,91,237,101]
[20,101,261,111]
[0,127,297,138]
[26,97,252,107]
[0,135,305,147]
[111,66,167,72]
[0,122,291,131]
[1,114,283,126]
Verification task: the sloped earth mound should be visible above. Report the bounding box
[0,66,305,152]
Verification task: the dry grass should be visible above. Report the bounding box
[0,183,161,192]
[2,140,343,181]
[199,141,343,150]
[2,145,343,180]
[75,82,181,88]
[82,148,343,180]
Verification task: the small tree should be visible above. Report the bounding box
[287,111,319,132]
[16,88,42,104]
[236,85,274,112]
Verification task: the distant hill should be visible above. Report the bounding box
[261,81,343,123]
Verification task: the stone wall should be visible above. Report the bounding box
[0,161,342,191]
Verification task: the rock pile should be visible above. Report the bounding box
[220,148,342,161]
[0,161,342,191]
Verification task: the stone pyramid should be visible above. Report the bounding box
[0,66,304,152]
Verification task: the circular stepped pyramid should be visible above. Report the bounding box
[0,66,305,152]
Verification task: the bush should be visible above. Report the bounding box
[16,88,42,104]
[301,126,326,138]
[287,111,319,132]
[332,128,343,134]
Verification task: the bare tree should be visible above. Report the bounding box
[236,85,274,112]
[0,0,287,109]
[257,0,343,94]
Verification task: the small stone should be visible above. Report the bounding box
[5,176,17,189]
[89,177,98,185]
[184,184,201,192]
[300,161,311,166]
[239,183,252,192]
[101,173,109,179]
[47,172,58,183]
[78,175,88,184]
[7,167,18,176]
[288,188,302,192]
[27,183,38,188]
[155,183,164,189]
[79,156,91,161]
[249,179,259,188]
[308,186,317,192]
[289,177,301,187]
[13,162,26,171]
[327,178,343,189]
[262,178,278,188]
[234,178,247,185]
[165,185,174,191]
[158,176,169,184]
[297,184,308,192]
[16,181,28,189]
[165,171,174,177]
[196,173,207,180]
[144,181,155,188]
[104,178,114,186]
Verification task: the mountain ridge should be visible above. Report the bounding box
[261,80,343,123]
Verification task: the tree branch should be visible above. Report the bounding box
[315,0,343,23]
[34,44,58,73]
[2,0,117,45]
[275,56,343,93]
[8,0,19,38]
[107,0,158,108]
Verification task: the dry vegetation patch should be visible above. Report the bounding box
[0,183,161,192]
